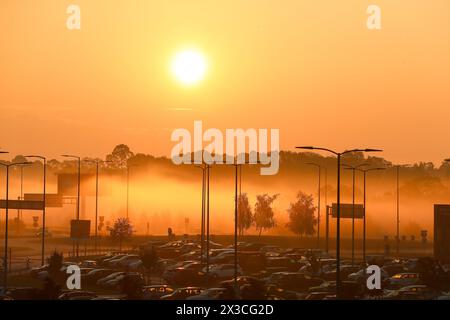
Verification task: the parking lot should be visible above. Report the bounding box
[2,237,449,300]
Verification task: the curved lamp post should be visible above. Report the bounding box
[296,146,382,298]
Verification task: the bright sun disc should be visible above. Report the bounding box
[171,50,207,85]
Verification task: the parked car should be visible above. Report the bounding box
[347,268,389,283]
[102,272,144,289]
[29,265,48,278]
[160,287,204,300]
[79,260,98,268]
[265,257,300,273]
[108,255,141,269]
[383,285,438,300]
[81,269,116,284]
[58,291,97,300]
[101,254,128,267]
[5,287,40,300]
[206,264,242,280]
[387,273,422,289]
[97,272,126,287]
[171,262,205,285]
[265,272,324,292]
[186,288,226,300]
[142,285,175,300]
[162,260,197,283]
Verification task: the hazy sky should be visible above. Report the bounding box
[1,0,449,165]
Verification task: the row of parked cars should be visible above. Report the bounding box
[11,239,450,300]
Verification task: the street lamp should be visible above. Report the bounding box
[345,166,385,264]
[305,162,322,249]
[25,155,47,266]
[195,164,207,265]
[231,157,263,290]
[296,146,382,298]
[1,160,32,293]
[342,163,368,265]
[83,159,112,252]
[61,154,81,257]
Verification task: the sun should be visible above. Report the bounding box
[171,49,207,85]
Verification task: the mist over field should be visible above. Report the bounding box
[1,149,449,239]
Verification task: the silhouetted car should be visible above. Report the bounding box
[265,285,301,300]
[160,287,204,300]
[309,281,364,299]
[204,264,242,280]
[162,260,197,283]
[265,257,300,273]
[81,269,116,284]
[382,285,439,300]
[265,272,324,292]
[58,291,97,300]
[186,288,226,300]
[142,285,175,300]
[5,287,40,300]
[29,265,49,278]
[387,273,422,289]
[171,262,206,285]
[97,272,126,287]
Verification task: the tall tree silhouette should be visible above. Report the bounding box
[253,194,278,236]
[106,144,134,168]
[108,218,134,250]
[238,193,253,236]
[286,191,317,238]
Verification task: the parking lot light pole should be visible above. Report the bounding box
[306,162,321,249]
[296,147,382,299]
[61,155,81,257]
[1,160,32,293]
[83,159,112,252]
[195,164,207,264]
[206,165,211,277]
[25,155,47,266]
[342,163,368,265]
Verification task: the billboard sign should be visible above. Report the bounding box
[70,219,91,239]
[0,200,44,210]
[24,193,63,207]
[331,203,364,219]
[434,204,450,262]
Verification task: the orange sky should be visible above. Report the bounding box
[1,0,449,165]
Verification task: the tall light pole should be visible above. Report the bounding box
[296,146,382,298]
[342,163,367,265]
[306,162,321,249]
[195,164,207,264]
[231,158,261,290]
[345,166,385,264]
[61,155,81,257]
[205,164,211,277]
[83,159,111,252]
[25,155,47,266]
[1,159,31,293]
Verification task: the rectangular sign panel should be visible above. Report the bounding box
[434,204,450,263]
[24,193,63,207]
[331,203,364,219]
[70,219,91,239]
[0,200,44,210]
